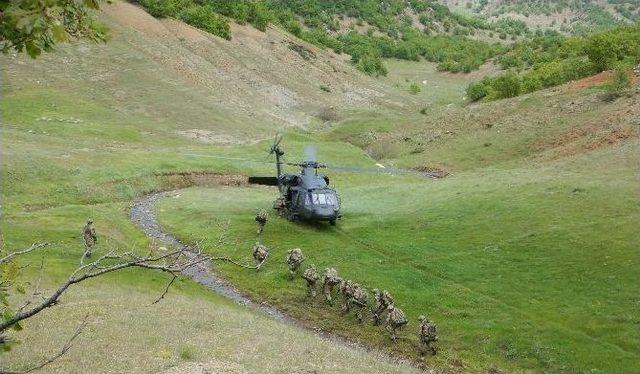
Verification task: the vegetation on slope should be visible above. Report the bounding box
[467,23,640,101]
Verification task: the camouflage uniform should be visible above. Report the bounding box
[351,284,368,323]
[322,267,342,303]
[418,315,438,356]
[385,304,407,342]
[286,248,305,279]
[252,242,269,269]
[255,209,268,234]
[371,288,394,325]
[339,280,356,312]
[302,264,320,297]
[82,220,97,258]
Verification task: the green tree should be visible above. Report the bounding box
[0,0,108,58]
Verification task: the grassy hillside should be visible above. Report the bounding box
[2,1,639,373]
[155,90,640,372]
[0,2,423,372]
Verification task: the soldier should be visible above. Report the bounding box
[385,304,408,342]
[339,280,356,312]
[286,248,305,279]
[322,267,342,304]
[82,219,97,258]
[418,315,438,356]
[252,242,269,270]
[255,209,268,234]
[351,284,368,323]
[371,288,394,325]
[302,264,319,297]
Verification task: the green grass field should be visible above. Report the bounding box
[154,139,639,372]
[2,2,639,373]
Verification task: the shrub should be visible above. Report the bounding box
[486,72,521,100]
[466,79,489,101]
[178,5,231,40]
[606,65,632,98]
[521,75,543,93]
[409,82,421,94]
[355,53,387,76]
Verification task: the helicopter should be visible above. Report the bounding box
[249,135,341,225]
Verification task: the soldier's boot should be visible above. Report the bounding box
[429,343,437,355]
[418,341,426,357]
[386,325,397,342]
[323,285,333,304]
[356,309,364,323]
[371,312,380,325]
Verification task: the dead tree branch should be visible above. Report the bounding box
[0,247,201,333]
[0,243,49,265]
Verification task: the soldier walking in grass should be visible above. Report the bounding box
[322,267,342,304]
[255,209,268,235]
[302,264,320,297]
[351,284,368,323]
[252,242,269,270]
[418,315,438,356]
[385,304,408,342]
[286,248,305,279]
[371,288,394,325]
[82,219,97,258]
[339,279,356,312]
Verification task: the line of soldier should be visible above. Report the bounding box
[252,210,438,357]
[300,258,438,356]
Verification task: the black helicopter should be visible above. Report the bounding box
[249,135,341,225]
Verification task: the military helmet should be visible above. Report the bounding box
[418,315,426,321]
[87,219,94,224]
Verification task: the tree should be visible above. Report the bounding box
[0,0,109,58]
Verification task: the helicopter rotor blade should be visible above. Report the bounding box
[182,153,272,165]
[248,176,279,186]
[323,163,444,179]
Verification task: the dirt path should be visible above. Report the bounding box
[129,191,424,372]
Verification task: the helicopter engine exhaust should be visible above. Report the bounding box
[304,144,317,163]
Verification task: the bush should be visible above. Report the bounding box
[521,75,543,93]
[606,65,632,98]
[466,80,489,101]
[178,5,231,40]
[355,53,387,76]
[486,72,521,100]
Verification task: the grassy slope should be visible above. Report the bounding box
[155,88,640,372]
[2,1,639,373]
[0,2,423,373]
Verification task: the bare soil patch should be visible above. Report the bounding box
[154,172,249,190]
[176,129,256,145]
[565,71,612,91]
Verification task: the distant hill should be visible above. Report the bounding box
[442,0,639,34]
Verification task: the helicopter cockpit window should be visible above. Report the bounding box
[311,192,337,207]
